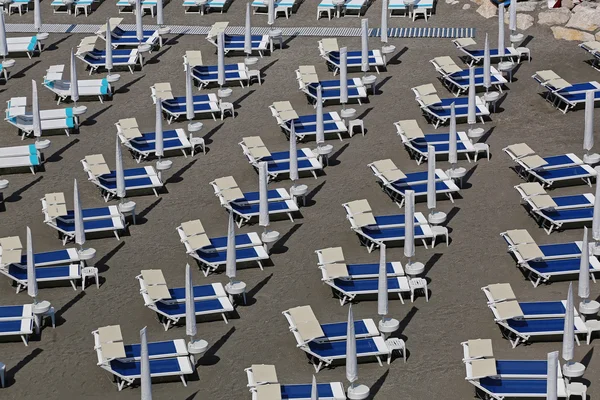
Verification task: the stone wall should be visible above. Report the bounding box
[470,0,600,42]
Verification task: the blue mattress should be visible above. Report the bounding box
[162,102,215,114]
[193,71,244,81]
[280,383,335,399]
[320,320,369,338]
[390,181,451,195]
[536,166,590,180]
[109,357,182,377]
[506,318,571,333]
[167,95,213,105]
[206,234,254,249]
[0,305,25,318]
[258,149,309,162]
[8,265,73,280]
[552,194,591,207]
[99,177,156,190]
[495,360,547,377]
[479,377,548,394]
[292,121,342,134]
[100,167,154,180]
[538,242,581,258]
[167,284,218,300]
[196,247,260,263]
[519,301,566,317]
[361,226,426,240]
[124,340,179,358]
[0,320,27,333]
[465,48,513,58]
[193,64,243,73]
[539,208,593,222]
[229,200,292,215]
[268,159,316,172]
[238,189,287,203]
[334,277,403,292]
[528,258,591,273]
[291,114,335,124]
[543,154,578,167]
[155,298,224,315]
[346,262,397,276]
[307,338,379,357]
[56,218,117,232]
[373,214,421,226]
[20,249,72,266]
[130,138,184,152]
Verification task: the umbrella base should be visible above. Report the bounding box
[347,384,370,400]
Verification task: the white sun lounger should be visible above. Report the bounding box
[580,41,600,71]
[315,246,405,279]
[430,56,507,96]
[43,65,113,104]
[136,270,228,303]
[77,37,141,74]
[0,144,43,174]
[0,304,35,345]
[6,35,44,59]
[318,38,386,75]
[206,22,271,57]
[452,38,519,66]
[0,263,81,293]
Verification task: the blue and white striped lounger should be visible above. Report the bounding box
[531,72,600,113]
[519,257,600,287]
[303,79,367,105]
[15,248,81,267]
[207,34,271,57]
[482,283,577,317]
[552,85,600,113]
[499,229,588,263]
[0,144,42,174]
[281,112,348,141]
[319,262,405,279]
[118,128,195,162]
[466,359,556,380]
[1,264,81,293]
[432,65,507,96]
[395,130,477,164]
[83,165,164,201]
[193,246,269,276]
[226,200,299,226]
[421,101,489,128]
[532,207,594,235]
[354,225,434,252]
[192,63,249,89]
[141,293,235,329]
[0,304,34,345]
[580,41,600,71]
[157,94,218,107]
[324,50,385,75]
[102,357,193,390]
[526,165,597,188]
[324,276,418,305]
[452,38,519,66]
[469,377,567,399]
[251,0,296,16]
[100,28,160,48]
[183,0,228,13]
[160,99,220,124]
[77,48,140,74]
[93,328,189,360]
[6,36,41,59]
[136,272,229,302]
[116,0,158,14]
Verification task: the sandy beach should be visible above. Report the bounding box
[0,1,598,399]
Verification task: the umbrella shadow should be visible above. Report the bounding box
[243,273,273,306]
[394,306,418,345]
[82,105,112,126]
[423,253,443,275]
[134,197,162,225]
[478,126,495,143]
[146,46,171,65]
[366,370,390,400]
[327,143,349,166]
[357,107,374,120]
[46,138,79,163]
[387,46,407,65]
[183,391,200,400]
[53,291,86,327]
[115,75,146,94]
[3,176,43,203]
[165,32,186,46]
[233,90,256,109]
[94,241,126,274]
[375,76,392,95]
[202,123,224,145]
[197,327,236,366]
[303,180,326,207]
[165,159,197,185]
[460,164,478,189]
[3,348,43,387]
[12,61,41,79]
[270,224,302,254]
[46,35,72,52]
[259,59,278,75]
[282,33,297,49]
[581,347,594,367]
[444,206,460,225]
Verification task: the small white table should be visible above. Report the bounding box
[190,137,206,156]
[447,167,467,187]
[82,266,99,289]
[498,61,515,83]
[33,301,55,334]
[248,70,262,85]
[118,201,137,225]
[403,0,416,17]
[385,337,406,362]
[378,317,399,339]
[347,384,370,400]
[290,184,308,206]
[483,91,500,112]
[225,281,247,305]
[362,75,377,94]
[315,144,334,166]
[268,29,283,53]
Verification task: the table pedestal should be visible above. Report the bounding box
[225,281,247,305]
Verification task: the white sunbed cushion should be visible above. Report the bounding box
[251,364,279,384]
[520,155,548,170]
[529,194,558,210]
[516,182,546,197]
[514,243,545,261]
[396,119,424,139]
[504,229,535,245]
[548,78,571,90]
[465,339,494,359]
[213,176,238,190]
[346,199,372,215]
[486,283,516,303]
[469,358,498,379]
[455,38,477,47]
[535,70,561,82]
[494,300,524,320]
[323,263,350,278]
[256,384,282,400]
[413,83,437,96]
[318,246,345,264]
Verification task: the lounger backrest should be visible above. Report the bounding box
[504,143,535,159]
[464,339,494,360]
[485,283,516,303]
[519,155,548,170]
[320,38,339,53]
[492,300,524,320]
[96,17,123,34]
[140,269,171,300]
[528,194,558,210]
[467,358,498,380]
[346,199,371,215]
[179,220,212,250]
[286,305,325,343]
[395,119,425,139]
[454,38,477,48]
[322,263,350,279]
[503,229,535,245]
[412,83,437,98]
[83,154,111,176]
[515,182,546,197]
[208,21,229,38]
[316,246,345,264]
[185,50,203,67]
[43,192,68,219]
[514,243,545,262]
[0,236,23,265]
[370,159,407,182]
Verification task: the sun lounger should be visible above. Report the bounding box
[489,300,588,348]
[0,246,82,268]
[303,80,368,105]
[315,246,405,279]
[154,88,221,123]
[81,154,163,201]
[282,305,379,343]
[389,0,433,18]
[115,0,158,15]
[137,270,228,303]
[430,56,507,96]
[270,104,348,141]
[43,65,113,104]
[5,99,81,139]
[206,22,271,57]
[0,304,34,345]
[191,63,250,89]
[318,38,385,75]
[482,284,576,319]
[6,35,44,59]
[77,38,141,74]
[413,89,490,128]
[41,193,126,243]
[323,274,419,305]
[245,364,346,400]
[532,70,600,113]
[452,38,519,66]
[96,18,161,48]
[580,41,600,70]
[100,356,193,390]
[395,120,478,164]
[251,0,298,18]
[0,144,43,174]
[139,284,234,329]
[317,0,369,18]
[468,376,567,399]
[116,118,199,162]
[176,219,269,276]
[500,229,589,262]
[182,0,231,13]
[0,264,81,293]
[368,159,460,206]
[51,0,94,15]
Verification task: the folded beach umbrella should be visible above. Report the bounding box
[0,13,7,59]
[311,375,319,400]
[426,145,436,214]
[380,0,388,44]
[157,0,164,26]
[267,0,275,27]
[74,178,86,249]
[140,327,153,400]
[115,137,126,202]
[593,168,600,243]
[498,3,506,57]
[289,123,298,186]
[185,263,197,341]
[579,227,590,307]
[32,80,42,141]
[259,161,270,230]
[105,19,113,74]
[26,227,38,304]
[185,61,194,121]
[404,190,415,267]
[483,33,491,92]
[562,283,575,368]
[316,86,324,148]
[136,0,144,44]
[34,0,42,33]
[509,0,517,33]
[448,103,457,172]
[155,97,164,159]
[225,212,236,282]
[547,351,558,400]
[244,2,252,56]
[346,305,358,387]
[467,66,476,125]
[70,48,79,105]
[377,243,388,320]
[360,19,369,76]
[584,91,595,158]
[217,32,225,89]
[340,47,348,108]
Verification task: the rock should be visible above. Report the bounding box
[444,0,453,3]
[551,26,595,41]
[470,0,483,5]
[516,2,538,12]
[450,0,459,4]
[462,3,470,9]
[562,0,575,9]
[515,13,535,30]
[596,31,600,41]
[537,8,571,25]
[476,1,497,18]
[566,5,600,31]
[579,1,600,9]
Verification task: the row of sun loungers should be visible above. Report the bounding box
[269,101,349,142]
[0,304,34,346]
[318,38,386,75]
[4,35,46,59]
[532,69,600,113]
[430,55,507,96]
[150,82,224,123]
[296,65,368,106]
